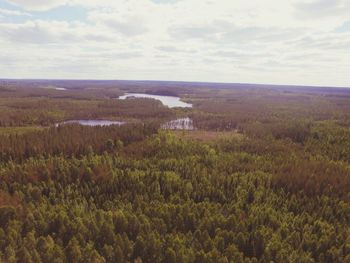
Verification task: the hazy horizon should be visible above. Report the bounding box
[1,78,350,89]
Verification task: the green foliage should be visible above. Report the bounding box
[0,131,349,262]
[1,83,350,262]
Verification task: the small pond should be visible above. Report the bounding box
[56,120,125,127]
[162,118,194,130]
[118,93,192,108]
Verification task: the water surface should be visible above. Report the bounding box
[56,120,125,127]
[162,118,194,130]
[118,93,192,108]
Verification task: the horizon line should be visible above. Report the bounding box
[1,78,349,89]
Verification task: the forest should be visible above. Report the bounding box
[0,80,350,263]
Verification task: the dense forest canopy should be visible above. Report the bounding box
[0,80,350,263]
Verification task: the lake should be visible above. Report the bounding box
[162,117,194,130]
[56,120,125,127]
[118,93,192,108]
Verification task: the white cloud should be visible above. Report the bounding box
[295,0,350,18]
[0,20,114,44]
[0,8,31,16]
[0,0,349,86]
[88,11,148,37]
[6,0,68,11]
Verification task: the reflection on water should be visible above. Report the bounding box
[56,120,125,127]
[162,118,194,130]
[55,88,67,91]
[118,93,192,108]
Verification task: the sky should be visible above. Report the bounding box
[0,0,349,87]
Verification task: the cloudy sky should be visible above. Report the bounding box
[0,0,349,86]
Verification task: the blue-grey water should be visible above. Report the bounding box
[56,117,194,130]
[118,93,192,108]
[56,120,125,127]
[162,118,194,130]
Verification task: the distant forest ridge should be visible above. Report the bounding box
[1,79,350,94]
